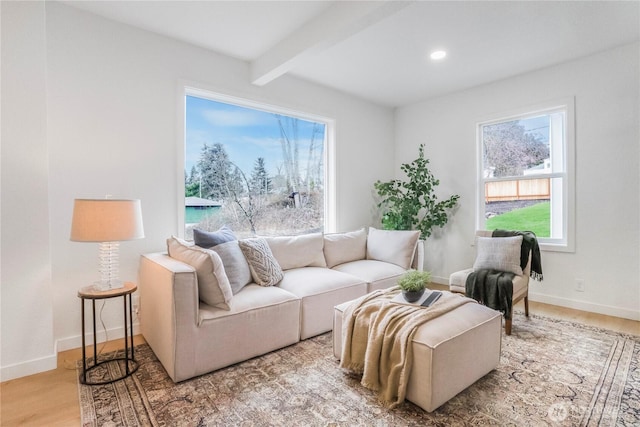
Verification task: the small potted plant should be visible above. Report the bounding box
[398,270,432,302]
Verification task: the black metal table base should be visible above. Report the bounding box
[79,357,139,386]
[79,287,137,385]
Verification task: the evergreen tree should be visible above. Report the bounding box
[228,166,245,196]
[198,143,240,200]
[250,157,272,195]
[185,165,200,197]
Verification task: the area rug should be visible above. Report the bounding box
[78,312,640,426]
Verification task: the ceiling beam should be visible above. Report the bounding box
[250,1,411,86]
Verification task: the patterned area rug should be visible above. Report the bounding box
[78,312,639,426]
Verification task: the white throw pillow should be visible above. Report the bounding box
[210,240,252,294]
[166,236,233,309]
[238,238,284,286]
[366,227,420,269]
[264,233,326,270]
[473,236,523,275]
[323,228,367,268]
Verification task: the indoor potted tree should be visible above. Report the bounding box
[374,144,460,240]
[398,269,432,302]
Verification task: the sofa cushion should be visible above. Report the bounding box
[193,226,236,248]
[166,236,233,310]
[366,227,420,269]
[278,267,364,298]
[264,232,327,270]
[239,237,284,286]
[210,240,252,294]
[323,228,367,268]
[473,236,523,276]
[198,284,299,323]
[195,284,301,378]
[449,267,529,299]
[278,267,367,339]
[332,259,406,292]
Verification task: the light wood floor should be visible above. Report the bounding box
[1,302,638,426]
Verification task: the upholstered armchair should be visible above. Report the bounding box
[449,230,532,335]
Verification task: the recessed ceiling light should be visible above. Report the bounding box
[430,50,447,61]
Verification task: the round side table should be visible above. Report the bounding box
[78,282,139,385]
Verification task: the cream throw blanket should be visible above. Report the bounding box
[340,286,474,408]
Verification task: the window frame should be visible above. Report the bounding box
[476,98,575,252]
[177,84,336,238]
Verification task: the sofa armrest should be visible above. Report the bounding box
[138,252,199,382]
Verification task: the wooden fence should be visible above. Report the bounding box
[485,178,550,202]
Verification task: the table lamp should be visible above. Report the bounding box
[70,198,144,291]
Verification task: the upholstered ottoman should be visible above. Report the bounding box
[333,296,502,412]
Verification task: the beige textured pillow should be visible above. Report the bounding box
[166,236,233,309]
[323,228,367,268]
[366,227,420,269]
[238,238,284,286]
[264,233,326,270]
[473,236,523,275]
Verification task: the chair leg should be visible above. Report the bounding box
[524,296,529,317]
[505,305,513,335]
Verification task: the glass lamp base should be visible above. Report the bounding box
[93,280,125,291]
[96,241,122,291]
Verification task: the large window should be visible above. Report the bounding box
[477,99,574,251]
[181,88,334,239]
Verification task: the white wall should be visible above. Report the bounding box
[0,1,57,380]
[1,2,395,378]
[4,2,636,382]
[396,43,640,320]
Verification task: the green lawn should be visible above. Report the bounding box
[486,201,550,237]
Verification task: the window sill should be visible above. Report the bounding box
[539,241,574,253]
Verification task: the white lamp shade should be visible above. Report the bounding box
[70,199,144,242]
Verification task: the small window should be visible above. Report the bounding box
[182,88,334,239]
[477,99,575,251]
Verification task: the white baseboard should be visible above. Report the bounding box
[57,322,141,352]
[1,322,141,382]
[529,292,640,322]
[431,275,449,285]
[0,351,57,382]
[432,274,639,322]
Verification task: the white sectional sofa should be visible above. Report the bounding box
[138,227,423,382]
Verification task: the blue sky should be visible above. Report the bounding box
[521,115,549,143]
[185,96,325,179]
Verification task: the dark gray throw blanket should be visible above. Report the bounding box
[492,229,543,281]
[465,230,543,318]
[465,269,514,319]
